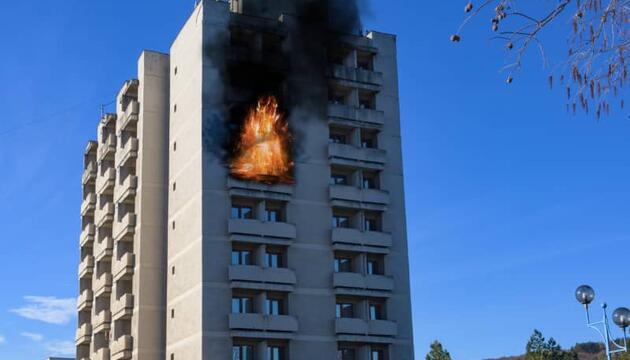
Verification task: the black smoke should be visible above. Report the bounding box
[202,0,366,168]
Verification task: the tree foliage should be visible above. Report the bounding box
[524,330,578,360]
[453,0,630,118]
[426,340,453,360]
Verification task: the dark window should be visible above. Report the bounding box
[231,250,253,266]
[329,133,346,144]
[266,208,282,222]
[336,303,354,318]
[329,94,346,105]
[231,297,253,314]
[369,303,384,320]
[367,257,382,275]
[334,256,353,273]
[268,346,284,360]
[266,251,283,268]
[231,205,253,219]
[364,215,380,231]
[338,348,356,360]
[331,174,348,185]
[359,91,376,110]
[232,345,254,360]
[361,131,378,149]
[266,298,284,315]
[332,215,351,228]
[362,172,378,189]
[371,349,385,360]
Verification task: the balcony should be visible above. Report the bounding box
[229,313,298,333]
[98,134,116,162]
[115,175,137,204]
[96,168,116,194]
[75,323,92,345]
[77,289,93,311]
[328,143,386,168]
[94,347,111,360]
[329,185,389,207]
[94,273,113,297]
[333,272,394,292]
[93,310,112,332]
[80,194,96,217]
[111,334,133,360]
[229,265,296,288]
[117,100,139,133]
[227,177,293,198]
[335,318,398,337]
[95,202,115,228]
[78,255,94,279]
[328,103,385,126]
[116,137,139,168]
[329,64,384,87]
[112,294,134,321]
[80,224,95,247]
[228,219,296,239]
[101,113,117,126]
[113,213,136,241]
[113,253,135,281]
[94,237,113,261]
[82,162,97,185]
[331,228,392,248]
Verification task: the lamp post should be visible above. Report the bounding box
[575,285,630,360]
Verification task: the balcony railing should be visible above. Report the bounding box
[77,289,93,311]
[328,103,385,126]
[117,100,139,133]
[333,272,394,292]
[114,175,137,204]
[93,310,112,332]
[82,162,97,185]
[328,143,387,167]
[329,184,390,206]
[228,219,297,239]
[96,168,116,195]
[94,347,111,360]
[329,64,384,87]
[228,313,298,333]
[80,224,95,248]
[95,202,115,228]
[78,255,94,279]
[331,228,392,248]
[94,237,113,261]
[98,134,116,161]
[112,294,134,321]
[111,334,133,360]
[94,273,113,297]
[113,213,136,241]
[334,318,398,337]
[80,193,96,217]
[228,265,297,286]
[75,323,92,345]
[115,137,139,168]
[113,253,135,281]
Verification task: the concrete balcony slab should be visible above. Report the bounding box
[96,168,116,195]
[112,294,134,321]
[78,255,94,279]
[94,273,113,297]
[93,310,112,333]
[94,237,113,262]
[80,224,95,248]
[117,100,139,134]
[333,272,394,292]
[111,334,133,360]
[328,143,386,169]
[329,185,389,209]
[229,313,298,333]
[229,265,296,288]
[113,253,135,281]
[116,137,138,168]
[331,228,392,249]
[228,219,296,239]
[80,193,96,217]
[98,134,116,162]
[77,289,93,311]
[75,323,92,345]
[328,103,385,127]
[95,202,115,228]
[113,213,136,241]
[115,175,137,204]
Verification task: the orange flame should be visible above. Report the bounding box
[230,96,294,184]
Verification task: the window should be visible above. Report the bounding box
[336,303,354,318]
[364,213,381,231]
[265,250,283,268]
[357,51,375,71]
[174,104,177,113]
[334,256,353,273]
[371,349,385,360]
[362,171,379,189]
[265,202,284,222]
[171,308,175,319]
[331,173,348,185]
[369,302,384,320]
[268,346,284,360]
[173,142,177,151]
[173,182,176,191]
[231,296,253,314]
[361,130,378,149]
[332,215,350,228]
[365,218,378,231]
[329,133,346,144]
[231,205,253,219]
[266,298,284,315]
[174,67,178,75]
[172,266,176,275]
[337,348,356,360]
[367,256,383,275]
[231,249,253,266]
[232,345,254,360]
[359,90,376,110]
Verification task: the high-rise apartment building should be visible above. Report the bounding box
[76,1,413,359]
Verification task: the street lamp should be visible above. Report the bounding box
[575,285,629,360]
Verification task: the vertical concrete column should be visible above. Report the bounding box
[257,341,268,360]
[356,299,368,320]
[358,345,370,360]
[257,200,266,221]
[257,292,267,314]
[348,88,359,107]
[346,50,358,68]
[350,127,361,148]
[256,244,267,267]
[356,253,367,274]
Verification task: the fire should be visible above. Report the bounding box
[230,96,294,184]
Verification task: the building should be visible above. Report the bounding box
[75,1,413,359]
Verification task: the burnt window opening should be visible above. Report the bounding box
[329,126,352,144]
[361,129,378,149]
[329,86,351,105]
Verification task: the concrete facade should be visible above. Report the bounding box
[76,1,413,359]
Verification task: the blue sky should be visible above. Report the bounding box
[1,1,629,359]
